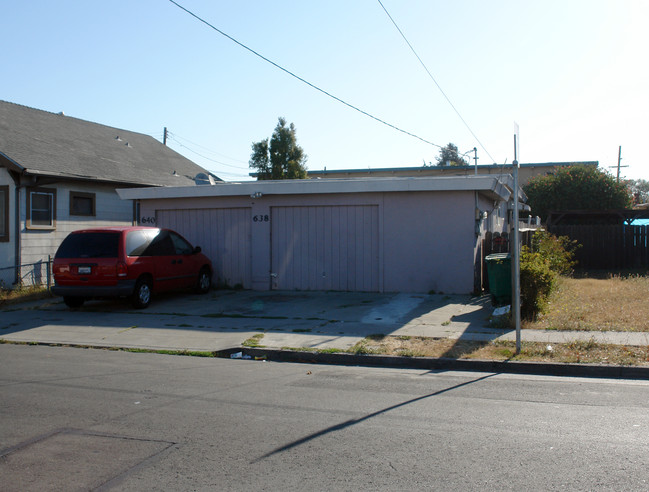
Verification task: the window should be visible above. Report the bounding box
[70,191,96,216]
[27,187,56,229]
[170,231,194,255]
[0,185,8,242]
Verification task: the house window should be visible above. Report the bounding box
[0,186,8,242]
[27,187,56,229]
[70,191,96,216]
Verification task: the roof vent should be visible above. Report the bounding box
[115,136,122,141]
[194,172,216,185]
[58,111,65,116]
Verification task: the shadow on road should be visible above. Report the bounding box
[252,372,498,463]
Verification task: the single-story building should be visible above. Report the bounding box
[118,175,521,294]
[0,100,218,287]
[301,161,599,186]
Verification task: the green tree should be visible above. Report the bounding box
[626,178,649,205]
[523,165,631,222]
[249,117,308,180]
[435,142,468,167]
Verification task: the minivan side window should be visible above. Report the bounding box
[170,231,194,255]
[146,230,175,256]
[126,229,158,257]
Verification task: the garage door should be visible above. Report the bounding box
[271,205,380,291]
[156,208,252,289]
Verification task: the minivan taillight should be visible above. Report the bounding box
[116,261,128,278]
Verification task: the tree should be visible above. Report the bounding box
[626,178,649,205]
[523,165,631,222]
[249,117,308,180]
[435,142,468,167]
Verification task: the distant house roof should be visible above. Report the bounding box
[304,161,598,180]
[0,100,219,187]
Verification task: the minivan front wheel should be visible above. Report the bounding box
[132,277,152,309]
[196,267,212,294]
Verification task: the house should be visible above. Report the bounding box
[118,175,521,294]
[0,100,218,287]
[302,161,599,186]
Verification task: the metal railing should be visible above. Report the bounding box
[0,257,52,290]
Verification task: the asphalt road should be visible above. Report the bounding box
[1,344,648,491]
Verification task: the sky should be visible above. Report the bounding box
[3,0,648,181]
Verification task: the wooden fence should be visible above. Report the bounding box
[548,224,649,270]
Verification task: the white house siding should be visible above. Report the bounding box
[155,208,252,289]
[137,189,487,294]
[18,183,133,286]
[0,168,15,287]
[270,205,380,291]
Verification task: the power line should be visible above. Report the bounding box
[167,0,444,150]
[376,0,497,163]
[166,133,250,170]
[170,133,248,164]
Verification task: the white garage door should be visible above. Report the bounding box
[156,208,252,289]
[271,205,380,291]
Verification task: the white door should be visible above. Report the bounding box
[271,205,380,291]
[156,208,252,289]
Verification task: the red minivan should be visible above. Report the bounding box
[52,226,213,309]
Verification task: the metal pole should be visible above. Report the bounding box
[163,127,168,145]
[512,136,521,354]
[617,145,622,182]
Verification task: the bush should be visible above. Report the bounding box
[519,230,579,320]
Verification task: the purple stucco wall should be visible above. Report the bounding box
[138,189,486,294]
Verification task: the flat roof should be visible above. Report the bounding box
[118,175,516,202]
[303,161,598,176]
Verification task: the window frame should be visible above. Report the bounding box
[69,190,96,217]
[26,187,57,230]
[0,185,8,242]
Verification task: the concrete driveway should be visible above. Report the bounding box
[0,290,500,352]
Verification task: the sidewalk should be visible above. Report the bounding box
[1,290,648,377]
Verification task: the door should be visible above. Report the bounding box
[271,205,380,291]
[155,208,252,289]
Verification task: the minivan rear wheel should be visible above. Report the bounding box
[63,296,84,308]
[132,277,152,309]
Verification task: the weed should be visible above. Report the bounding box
[366,333,386,341]
[243,333,265,347]
[441,320,451,326]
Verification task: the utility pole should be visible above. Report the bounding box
[163,127,168,146]
[609,146,628,182]
[473,147,478,175]
[512,134,521,354]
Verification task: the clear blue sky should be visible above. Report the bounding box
[3,0,647,181]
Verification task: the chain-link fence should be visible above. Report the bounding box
[0,257,52,290]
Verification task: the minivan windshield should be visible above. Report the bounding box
[55,232,120,259]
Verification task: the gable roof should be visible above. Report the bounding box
[0,100,218,187]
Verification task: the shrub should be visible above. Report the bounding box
[519,230,580,320]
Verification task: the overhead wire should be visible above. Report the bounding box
[376,0,497,163]
[167,0,444,150]
[166,132,249,170]
[170,133,248,164]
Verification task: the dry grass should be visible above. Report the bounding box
[527,275,649,332]
[351,335,649,366]
[0,286,51,306]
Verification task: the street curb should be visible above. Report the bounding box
[232,347,649,380]
[4,341,648,380]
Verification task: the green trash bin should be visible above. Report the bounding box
[485,253,511,306]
